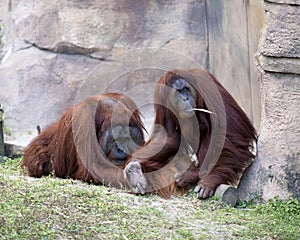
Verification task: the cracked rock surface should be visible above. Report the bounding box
[0,0,207,145]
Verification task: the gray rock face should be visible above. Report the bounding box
[1,0,262,142]
[266,0,300,6]
[238,1,300,201]
[261,3,300,58]
[2,0,208,63]
[257,2,300,75]
[0,0,208,143]
[0,47,100,129]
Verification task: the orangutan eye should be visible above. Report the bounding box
[177,87,189,94]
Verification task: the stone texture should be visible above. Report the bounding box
[239,1,300,201]
[257,2,300,75]
[1,0,263,147]
[261,3,300,58]
[0,0,208,144]
[0,47,101,131]
[247,0,266,130]
[258,55,300,74]
[206,0,264,131]
[3,0,208,65]
[239,72,300,201]
[266,0,300,5]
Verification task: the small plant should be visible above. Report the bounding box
[235,195,260,208]
[3,124,11,136]
[258,196,300,218]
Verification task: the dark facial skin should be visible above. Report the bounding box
[102,125,143,166]
[170,78,196,119]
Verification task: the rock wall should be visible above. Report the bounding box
[0,0,263,146]
[206,0,263,129]
[238,0,300,201]
[0,0,209,144]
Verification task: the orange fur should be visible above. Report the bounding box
[127,69,257,198]
[22,93,145,188]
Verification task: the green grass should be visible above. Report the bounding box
[0,157,299,239]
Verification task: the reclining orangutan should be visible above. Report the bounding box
[22,93,146,189]
[124,69,257,199]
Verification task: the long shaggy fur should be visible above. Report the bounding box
[128,69,257,198]
[22,93,144,188]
